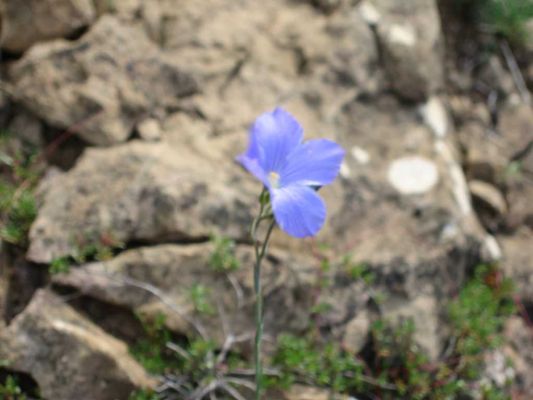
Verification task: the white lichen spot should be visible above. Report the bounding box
[388,24,417,47]
[420,97,448,138]
[483,235,502,261]
[388,156,439,195]
[340,162,351,178]
[358,2,381,26]
[350,146,370,165]
[435,140,472,216]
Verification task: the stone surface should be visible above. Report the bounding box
[343,310,370,354]
[28,141,255,263]
[0,0,96,53]
[53,243,318,347]
[8,15,197,145]
[279,385,350,400]
[367,0,444,101]
[504,317,533,398]
[137,118,162,141]
[500,229,533,304]
[387,156,439,195]
[469,180,507,217]
[0,289,154,400]
[381,295,441,360]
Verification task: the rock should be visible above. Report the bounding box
[159,0,379,136]
[457,103,532,186]
[0,0,96,53]
[343,311,370,354]
[492,104,532,231]
[503,316,533,397]
[52,243,318,347]
[278,385,350,400]
[469,180,507,217]
[0,289,154,400]
[478,56,516,98]
[480,350,515,390]
[328,96,487,357]
[93,0,141,16]
[305,0,343,14]
[7,110,44,147]
[469,179,508,232]
[420,96,449,138]
[367,0,444,101]
[27,141,255,263]
[498,104,533,162]
[137,118,162,141]
[458,122,506,183]
[380,295,441,360]
[8,15,197,145]
[387,156,439,195]
[329,96,477,259]
[505,179,533,232]
[500,229,533,304]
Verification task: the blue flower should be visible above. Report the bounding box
[237,107,345,238]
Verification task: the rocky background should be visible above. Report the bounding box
[0,0,531,399]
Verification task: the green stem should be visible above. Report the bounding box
[252,190,275,400]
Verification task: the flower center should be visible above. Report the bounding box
[268,171,281,188]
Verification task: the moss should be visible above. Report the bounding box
[208,235,240,273]
[455,0,533,46]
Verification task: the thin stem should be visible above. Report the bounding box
[251,188,275,400]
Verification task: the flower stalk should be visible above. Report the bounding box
[251,188,275,400]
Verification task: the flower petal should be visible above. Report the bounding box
[280,139,345,187]
[236,153,269,186]
[271,185,326,238]
[250,107,303,173]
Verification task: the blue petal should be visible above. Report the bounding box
[236,153,268,186]
[250,107,303,173]
[271,185,326,238]
[280,139,345,187]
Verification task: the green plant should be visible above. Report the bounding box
[481,0,533,45]
[270,334,366,393]
[0,375,27,400]
[270,264,515,399]
[341,256,375,285]
[0,133,41,247]
[0,188,37,245]
[130,313,179,375]
[189,284,215,316]
[448,264,515,379]
[48,238,124,275]
[128,389,159,400]
[457,0,533,46]
[208,235,240,272]
[371,319,434,399]
[48,256,71,275]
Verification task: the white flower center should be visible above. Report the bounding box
[269,171,281,188]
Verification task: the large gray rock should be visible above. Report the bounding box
[159,0,380,137]
[362,0,444,101]
[504,317,533,397]
[28,141,255,263]
[53,243,318,348]
[0,289,154,400]
[323,95,488,358]
[0,0,96,53]
[8,15,197,145]
[500,229,533,304]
